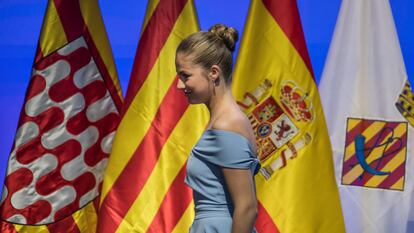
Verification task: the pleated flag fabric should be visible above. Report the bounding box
[0,0,123,232]
[232,0,345,232]
[97,0,208,232]
[319,0,414,232]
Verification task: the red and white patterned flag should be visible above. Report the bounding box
[0,1,122,232]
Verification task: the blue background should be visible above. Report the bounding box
[0,0,413,186]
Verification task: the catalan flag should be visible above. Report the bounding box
[232,0,345,232]
[319,0,414,232]
[97,0,208,232]
[0,0,122,232]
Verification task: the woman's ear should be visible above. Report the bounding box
[209,65,221,81]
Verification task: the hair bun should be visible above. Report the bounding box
[209,23,239,52]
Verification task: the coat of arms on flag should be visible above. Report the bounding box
[341,118,408,191]
[396,80,414,127]
[237,78,314,180]
[232,0,345,231]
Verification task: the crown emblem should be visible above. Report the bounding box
[396,80,414,127]
[279,80,313,122]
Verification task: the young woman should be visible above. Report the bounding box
[176,24,260,233]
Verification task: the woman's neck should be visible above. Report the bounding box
[206,85,237,128]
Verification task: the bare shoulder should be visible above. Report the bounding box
[212,110,256,150]
[213,112,250,137]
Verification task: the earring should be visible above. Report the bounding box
[212,79,216,95]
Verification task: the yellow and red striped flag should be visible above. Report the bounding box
[0,0,123,232]
[232,0,345,232]
[97,0,208,232]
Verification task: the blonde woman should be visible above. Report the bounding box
[176,24,260,233]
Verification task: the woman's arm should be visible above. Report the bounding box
[222,168,258,233]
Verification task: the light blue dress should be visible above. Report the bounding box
[185,129,261,233]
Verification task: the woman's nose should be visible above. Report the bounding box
[176,78,185,90]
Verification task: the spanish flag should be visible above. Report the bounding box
[97,0,208,232]
[0,0,122,232]
[232,0,345,232]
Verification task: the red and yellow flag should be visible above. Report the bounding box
[0,0,122,232]
[232,0,345,232]
[97,0,208,232]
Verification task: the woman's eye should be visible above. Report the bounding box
[180,74,189,81]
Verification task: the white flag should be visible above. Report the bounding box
[408,193,414,232]
[319,0,414,233]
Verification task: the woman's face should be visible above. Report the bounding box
[175,53,212,104]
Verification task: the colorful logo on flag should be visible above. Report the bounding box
[237,79,313,180]
[0,37,119,225]
[341,118,408,191]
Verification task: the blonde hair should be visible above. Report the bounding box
[176,23,239,84]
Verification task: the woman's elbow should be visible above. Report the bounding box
[236,201,258,219]
[250,202,258,219]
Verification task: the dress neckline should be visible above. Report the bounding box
[205,128,257,155]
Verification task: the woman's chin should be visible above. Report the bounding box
[188,100,199,104]
[187,97,203,105]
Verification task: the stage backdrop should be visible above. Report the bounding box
[0,0,413,189]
